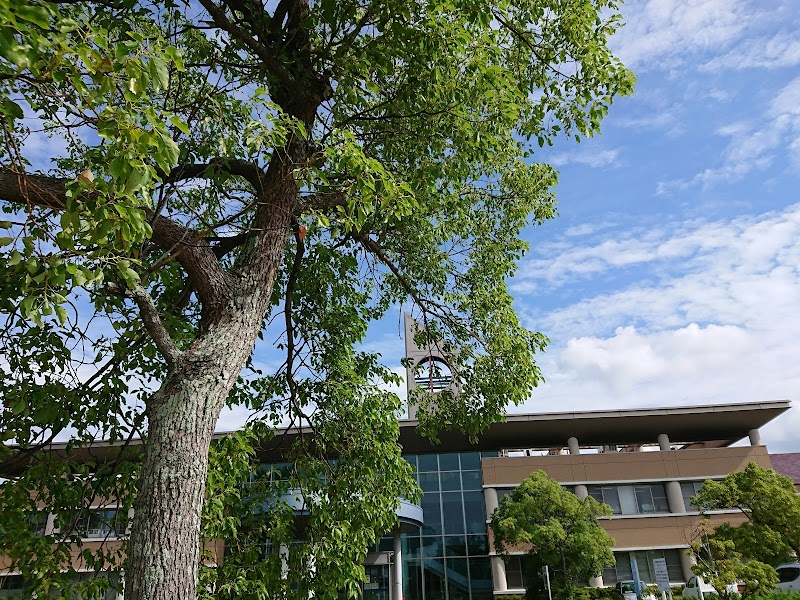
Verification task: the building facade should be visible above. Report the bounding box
[352,400,787,600]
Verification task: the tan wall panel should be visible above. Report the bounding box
[482,447,771,486]
[488,512,748,554]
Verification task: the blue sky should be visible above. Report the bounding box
[267,0,800,452]
[16,1,797,450]
[518,0,800,452]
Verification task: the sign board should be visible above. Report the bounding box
[653,558,671,592]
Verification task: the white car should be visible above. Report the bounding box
[776,563,800,592]
[682,575,739,599]
[615,580,657,600]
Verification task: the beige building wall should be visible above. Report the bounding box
[482,446,772,486]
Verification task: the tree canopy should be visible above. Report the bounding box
[694,463,800,565]
[0,0,634,598]
[689,524,778,599]
[490,470,616,600]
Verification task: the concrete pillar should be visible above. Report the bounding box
[491,555,508,592]
[484,487,499,519]
[279,543,289,579]
[115,569,125,600]
[574,484,589,500]
[44,512,56,536]
[658,433,671,452]
[568,437,581,455]
[590,575,605,588]
[126,507,135,536]
[665,480,686,513]
[393,529,403,600]
[748,428,762,446]
[680,549,697,580]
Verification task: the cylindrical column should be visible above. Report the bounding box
[680,549,697,580]
[658,433,671,452]
[574,484,588,500]
[491,555,508,592]
[748,428,762,446]
[279,543,289,579]
[115,570,125,600]
[44,512,56,536]
[484,487,499,519]
[665,480,686,513]
[568,437,580,455]
[393,529,403,600]
[590,575,605,588]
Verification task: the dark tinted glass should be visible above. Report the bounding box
[463,491,486,534]
[401,535,421,559]
[419,472,440,493]
[442,492,465,534]
[423,559,446,599]
[440,471,461,492]
[446,557,470,600]
[460,452,481,470]
[778,567,800,583]
[420,493,442,535]
[421,536,443,558]
[417,454,439,472]
[466,535,488,556]
[444,535,468,557]
[403,560,423,600]
[469,557,494,593]
[438,453,460,471]
[461,470,482,490]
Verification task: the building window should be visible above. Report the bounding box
[680,481,705,511]
[633,484,669,514]
[603,550,683,585]
[588,486,622,514]
[26,511,47,536]
[587,484,669,515]
[505,556,526,590]
[60,508,128,539]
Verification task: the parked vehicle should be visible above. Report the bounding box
[776,563,800,592]
[616,580,657,600]
[682,575,739,598]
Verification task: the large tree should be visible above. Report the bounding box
[693,463,800,565]
[0,1,633,598]
[490,470,616,600]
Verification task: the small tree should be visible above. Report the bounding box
[689,523,778,599]
[491,471,616,600]
[694,463,800,565]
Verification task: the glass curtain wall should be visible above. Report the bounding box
[374,451,496,600]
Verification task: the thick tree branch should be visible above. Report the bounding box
[198,0,295,86]
[116,282,183,369]
[163,157,268,196]
[0,168,228,311]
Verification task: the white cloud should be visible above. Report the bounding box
[515,204,800,450]
[550,148,622,169]
[657,75,800,193]
[702,31,800,71]
[559,323,751,393]
[611,0,750,71]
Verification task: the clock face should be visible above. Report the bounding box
[414,357,453,392]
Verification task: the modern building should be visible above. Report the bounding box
[0,317,794,599]
[258,398,789,600]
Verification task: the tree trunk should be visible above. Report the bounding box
[126,201,291,599]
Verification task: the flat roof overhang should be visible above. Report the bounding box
[393,400,791,455]
[0,400,790,473]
